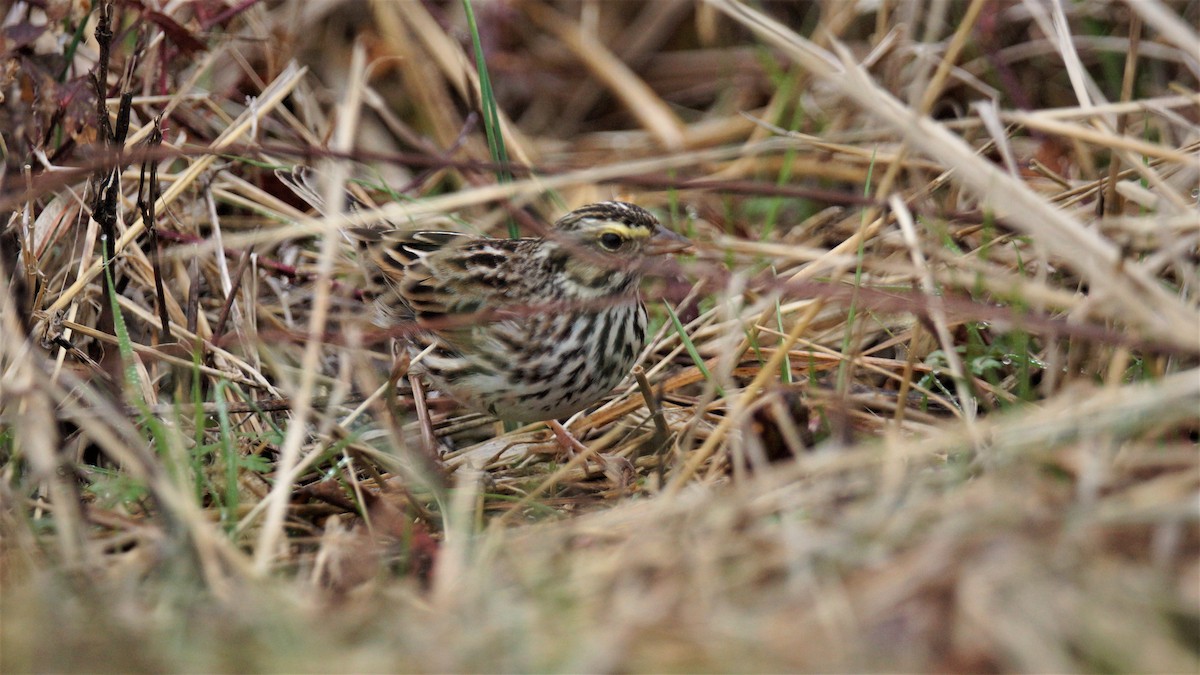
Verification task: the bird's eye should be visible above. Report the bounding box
[599,232,624,251]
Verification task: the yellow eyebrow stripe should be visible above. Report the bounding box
[597,223,650,240]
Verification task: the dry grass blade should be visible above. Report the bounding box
[706,0,1199,351]
[523,2,686,149]
[45,62,308,315]
[3,1,1197,672]
[253,45,368,574]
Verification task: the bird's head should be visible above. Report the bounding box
[545,201,692,296]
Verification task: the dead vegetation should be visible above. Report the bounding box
[1,0,1197,671]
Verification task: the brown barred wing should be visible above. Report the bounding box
[366,231,526,325]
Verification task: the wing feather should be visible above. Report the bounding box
[365,231,525,325]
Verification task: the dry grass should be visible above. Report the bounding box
[2,0,1198,672]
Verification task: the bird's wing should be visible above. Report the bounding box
[363,230,524,326]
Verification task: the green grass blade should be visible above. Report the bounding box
[461,0,517,239]
[664,301,725,398]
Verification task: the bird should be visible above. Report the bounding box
[278,169,692,428]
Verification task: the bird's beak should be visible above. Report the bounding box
[644,225,693,256]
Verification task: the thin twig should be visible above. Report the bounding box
[633,365,671,452]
